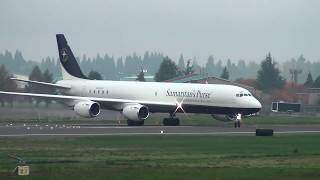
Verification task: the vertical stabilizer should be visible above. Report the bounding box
[56,34,88,80]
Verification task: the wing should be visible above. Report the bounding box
[0,91,176,108]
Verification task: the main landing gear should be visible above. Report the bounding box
[163,113,180,126]
[234,113,242,128]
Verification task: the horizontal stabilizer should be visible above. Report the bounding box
[10,78,71,89]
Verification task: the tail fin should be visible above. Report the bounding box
[56,34,88,80]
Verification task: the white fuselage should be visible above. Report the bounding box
[57,79,261,115]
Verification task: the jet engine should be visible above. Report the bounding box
[122,104,149,121]
[74,101,100,118]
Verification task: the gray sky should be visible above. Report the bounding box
[0,0,320,64]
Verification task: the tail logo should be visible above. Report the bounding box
[61,48,68,62]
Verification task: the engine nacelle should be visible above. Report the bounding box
[74,101,100,118]
[122,104,149,121]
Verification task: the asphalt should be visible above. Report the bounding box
[1,124,320,136]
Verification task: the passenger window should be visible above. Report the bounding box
[93,90,95,94]
[98,90,100,94]
[102,90,104,94]
[89,90,91,93]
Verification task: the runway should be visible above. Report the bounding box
[1,123,320,136]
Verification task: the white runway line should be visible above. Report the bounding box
[276,131,320,134]
[1,130,320,137]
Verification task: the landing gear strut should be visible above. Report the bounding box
[234,113,242,128]
[163,113,180,126]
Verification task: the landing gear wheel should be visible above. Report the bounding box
[127,120,144,126]
[163,118,180,126]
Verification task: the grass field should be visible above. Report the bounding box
[1,135,320,179]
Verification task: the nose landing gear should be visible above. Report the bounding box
[163,113,180,126]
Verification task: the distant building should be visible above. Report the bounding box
[297,88,320,105]
[120,75,154,82]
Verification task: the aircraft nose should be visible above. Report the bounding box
[254,98,262,109]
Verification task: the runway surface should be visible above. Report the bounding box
[1,123,320,136]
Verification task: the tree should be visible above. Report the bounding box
[116,57,124,74]
[88,70,103,80]
[313,76,320,88]
[256,53,285,92]
[304,72,313,88]
[220,66,229,80]
[154,57,181,82]
[192,58,201,74]
[0,65,8,91]
[26,66,44,106]
[42,69,54,106]
[136,69,146,82]
[205,56,214,75]
[177,54,185,71]
[185,59,194,75]
[0,65,17,107]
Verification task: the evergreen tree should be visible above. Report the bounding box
[88,70,103,80]
[42,69,54,106]
[185,59,194,75]
[312,76,320,88]
[304,72,313,88]
[136,69,146,82]
[178,54,185,71]
[116,57,124,74]
[0,65,8,91]
[154,57,181,82]
[205,56,215,75]
[256,53,285,92]
[192,58,201,74]
[0,65,17,107]
[26,66,43,106]
[220,66,229,80]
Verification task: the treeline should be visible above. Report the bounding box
[0,64,54,107]
[1,50,320,83]
[0,65,17,106]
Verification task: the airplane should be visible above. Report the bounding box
[0,34,261,127]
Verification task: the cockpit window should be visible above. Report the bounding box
[248,94,252,96]
[240,93,243,97]
[244,94,248,96]
[236,94,239,97]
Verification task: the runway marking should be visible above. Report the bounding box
[82,126,194,129]
[276,131,320,134]
[1,130,320,137]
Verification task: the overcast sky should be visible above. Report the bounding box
[0,0,319,64]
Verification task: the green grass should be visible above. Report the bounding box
[1,135,320,179]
